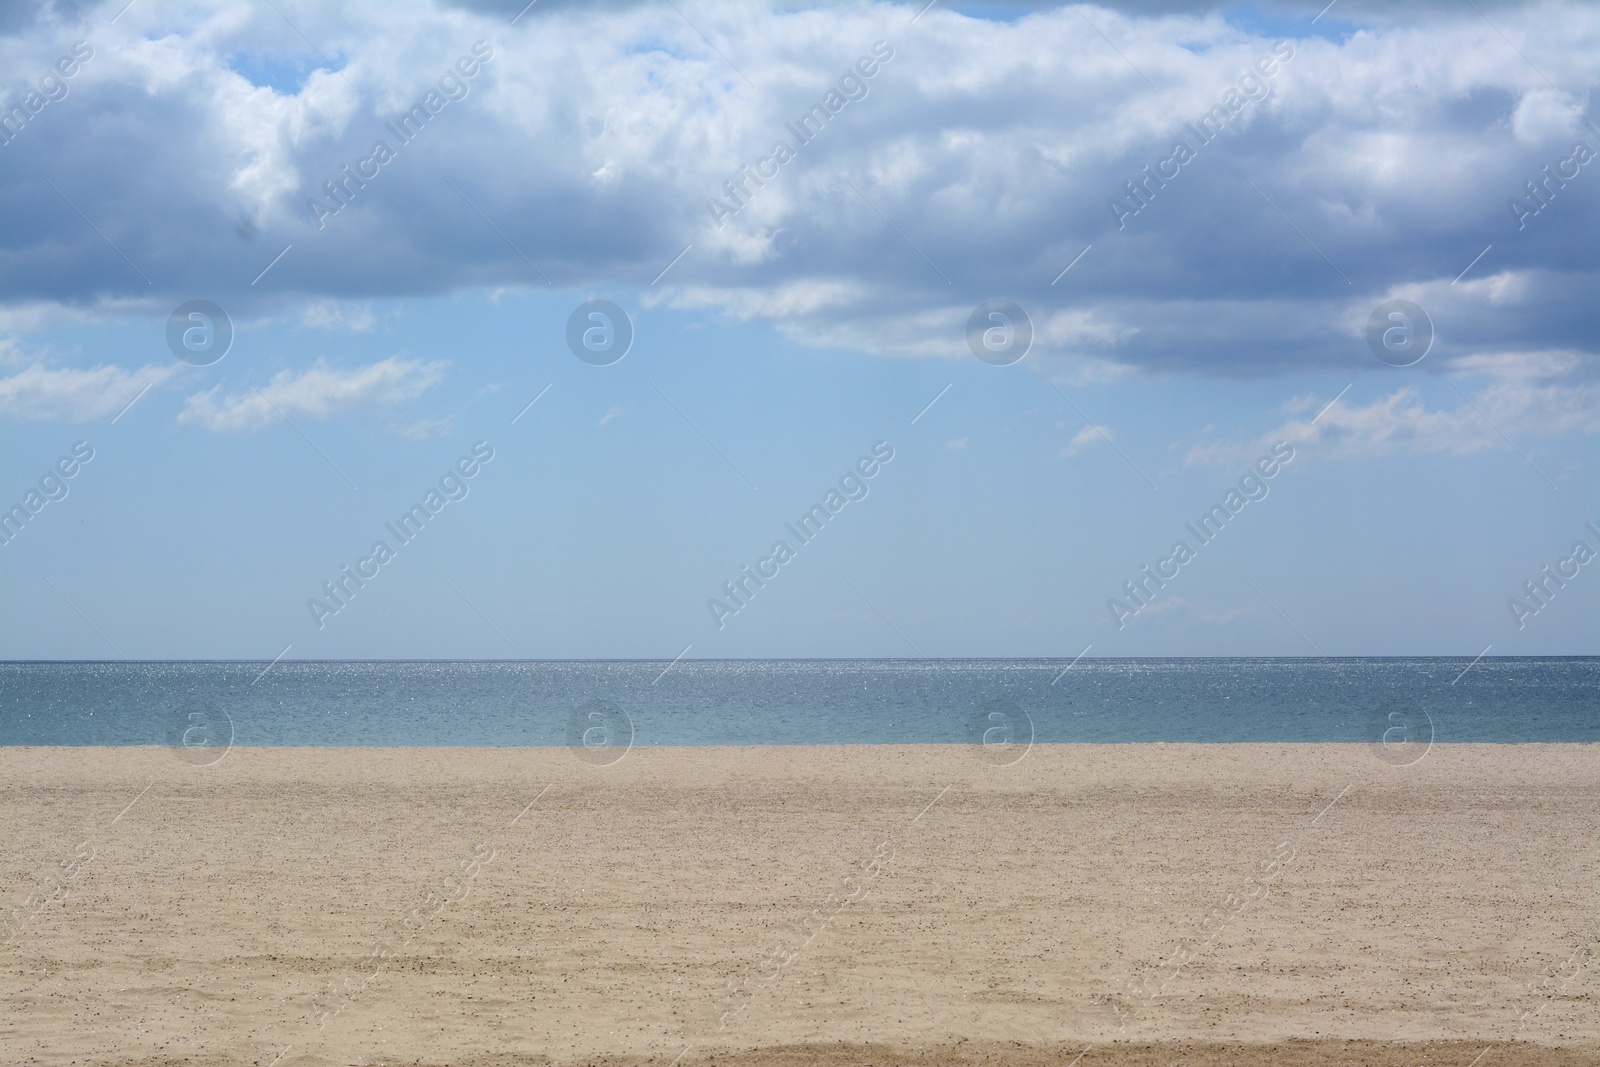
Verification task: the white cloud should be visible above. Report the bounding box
[0,362,178,421]
[1510,88,1584,146]
[302,300,375,332]
[597,404,625,427]
[1137,596,1249,627]
[1039,309,1137,349]
[1061,424,1110,457]
[395,415,453,440]
[177,356,445,431]
[1185,350,1597,464]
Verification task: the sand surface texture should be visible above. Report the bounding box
[2,743,1594,1066]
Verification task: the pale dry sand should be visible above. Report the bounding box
[2,743,1594,1067]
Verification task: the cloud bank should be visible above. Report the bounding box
[0,0,1595,384]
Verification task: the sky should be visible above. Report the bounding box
[0,0,1595,660]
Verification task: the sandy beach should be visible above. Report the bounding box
[2,743,1594,1066]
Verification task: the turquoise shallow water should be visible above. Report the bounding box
[0,658,1594,747]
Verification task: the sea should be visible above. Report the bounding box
[0,658,1594,748]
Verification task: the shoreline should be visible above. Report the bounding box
[3,738,1597,751]
[15,736,1592,749]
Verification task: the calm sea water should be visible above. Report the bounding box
[0,658,1594,747]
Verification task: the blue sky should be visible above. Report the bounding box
[1,0,1595,658]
